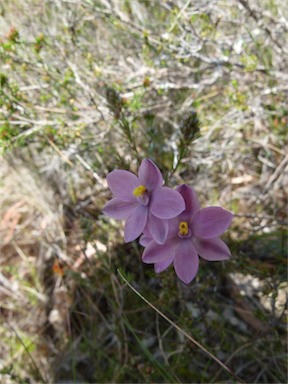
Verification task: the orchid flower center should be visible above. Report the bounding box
[179,221,189,236]
[133,185,147,197]
[178,221,192,238]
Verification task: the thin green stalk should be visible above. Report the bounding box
[122,315,180,383]
[8,322,47,383]
[118,269,244,384]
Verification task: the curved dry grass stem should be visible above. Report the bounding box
[118,269,245,384]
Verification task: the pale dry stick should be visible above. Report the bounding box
[118,269,245,384]
[168,0,192,33]
[261,154,288,195]
[34,105,67,113]
[0,272,24,300]
[66,60,102,111]
[86,2,163,47]
[249,139,287,156]
[7,114,56,125]
[45,136,74,167]
[21,285,47,303]
[19,84,50,91]
[74,154,103,184]
[237,0,284,52]
[12,241,30,262]
[47,139,106,188]
[90,0,269,75]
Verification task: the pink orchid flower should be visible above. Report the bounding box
[103,159,185,243]
[142,184,233,284]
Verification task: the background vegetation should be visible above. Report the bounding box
[0,0,287,383]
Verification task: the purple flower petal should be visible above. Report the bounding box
[143,225,152,237]
[191,207,233,239]
[103,198,138,219]
[150,187,185,219]
[140,226,153,246]
[139,234,152,247]
[154,255,174,273]
[176,184,200,222]
[147,212,168,245]
[194,237,231,261]
[138,159,163,191]
[142,238,178,264]
[173,240,199,284]
[107,170,139,201]
[124,205,148,242]
[168,218,179,238]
